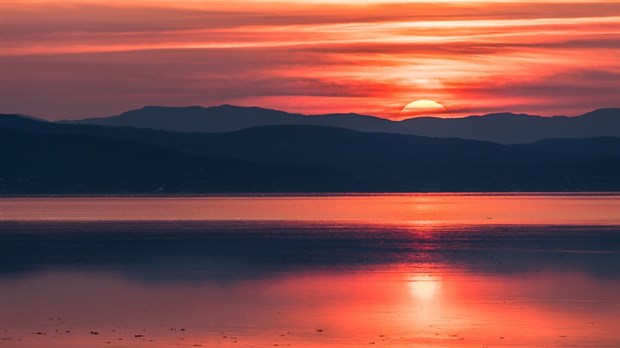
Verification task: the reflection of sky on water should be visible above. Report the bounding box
[2,194,619,225]
[1,223,619,347]
[3,265,619,347]
[1,195,619,347]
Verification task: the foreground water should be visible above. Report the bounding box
[1,194,619,347]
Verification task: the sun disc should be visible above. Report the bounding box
[401,99,447,117]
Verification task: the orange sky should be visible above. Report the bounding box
[1,0,619,119]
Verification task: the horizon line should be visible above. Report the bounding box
[4,104,618,123]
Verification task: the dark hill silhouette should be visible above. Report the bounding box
[398,108,620,144]
[64,105,394,134]
[62,105,620,144]
[514,137,620,157]
[2,114,619,192]
[0,127,343,193]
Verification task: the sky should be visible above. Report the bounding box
[1,0,619,120]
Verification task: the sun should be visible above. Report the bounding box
[400,99,447,118]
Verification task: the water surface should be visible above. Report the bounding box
[1,194,619,347]
[2,193,619,225]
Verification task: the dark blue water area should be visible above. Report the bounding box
[1,221,619,283]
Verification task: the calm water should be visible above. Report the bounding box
[1,194,619,347]
[2,193,619,225]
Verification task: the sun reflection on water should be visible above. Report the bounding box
[408,274,441,301]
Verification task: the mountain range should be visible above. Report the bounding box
[1,124,342,193]
[2,111,619,193]
[63,105,620,144]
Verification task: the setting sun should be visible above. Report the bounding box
[400,100,447,118]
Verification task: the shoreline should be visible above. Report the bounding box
[2,191,620,198]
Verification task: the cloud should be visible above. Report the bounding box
[1,0,618,119]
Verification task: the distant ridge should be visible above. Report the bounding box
[11,113,49,122]
[2,114,619,192]
[62,106,620,144]
[0,124,344,194]
[515,136,620,157]
[63,105,394,136]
